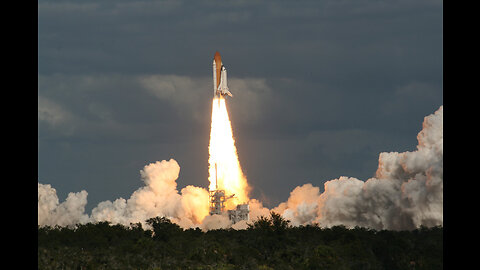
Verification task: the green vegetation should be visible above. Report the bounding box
[38,212,442,269]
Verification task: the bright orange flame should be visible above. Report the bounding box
[208,97,250,209]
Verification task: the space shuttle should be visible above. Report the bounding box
[213,51,233,98]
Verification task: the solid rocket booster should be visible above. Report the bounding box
[213,51,233,98]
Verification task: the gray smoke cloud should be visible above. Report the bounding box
[38,106,442,230]
[273,105,443,230]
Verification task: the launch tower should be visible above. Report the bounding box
[209,163,249,224]
[209,189,227,215]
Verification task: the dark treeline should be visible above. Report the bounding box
[38,212,442,270]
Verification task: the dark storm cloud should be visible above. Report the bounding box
[38,0,442,78]
[38,0,442,209]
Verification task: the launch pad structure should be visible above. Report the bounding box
[209,189,249,224]
[209,189,228,215]
[209,163,249,224]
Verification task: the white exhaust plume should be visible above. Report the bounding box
[38,106,442,231]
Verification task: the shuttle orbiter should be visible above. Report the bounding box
[213,51,233,98]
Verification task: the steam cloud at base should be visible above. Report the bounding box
[38,106,442,231]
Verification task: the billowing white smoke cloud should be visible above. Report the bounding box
[38,159,210,228]
[273,106,443,230]
[38,183,89,227]
[38,106,442,231]
[90,159,210,228]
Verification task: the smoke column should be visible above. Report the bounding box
[208,96,250,208]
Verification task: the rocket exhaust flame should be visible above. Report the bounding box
[208,96,250,209]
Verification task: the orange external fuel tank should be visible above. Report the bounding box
[214,51,222,89]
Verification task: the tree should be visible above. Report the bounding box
[304,244,341,270]
[270,211,290,233]
[146,216,182,241]
[247,211,290,233]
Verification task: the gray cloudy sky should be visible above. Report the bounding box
[38,0,442,211]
